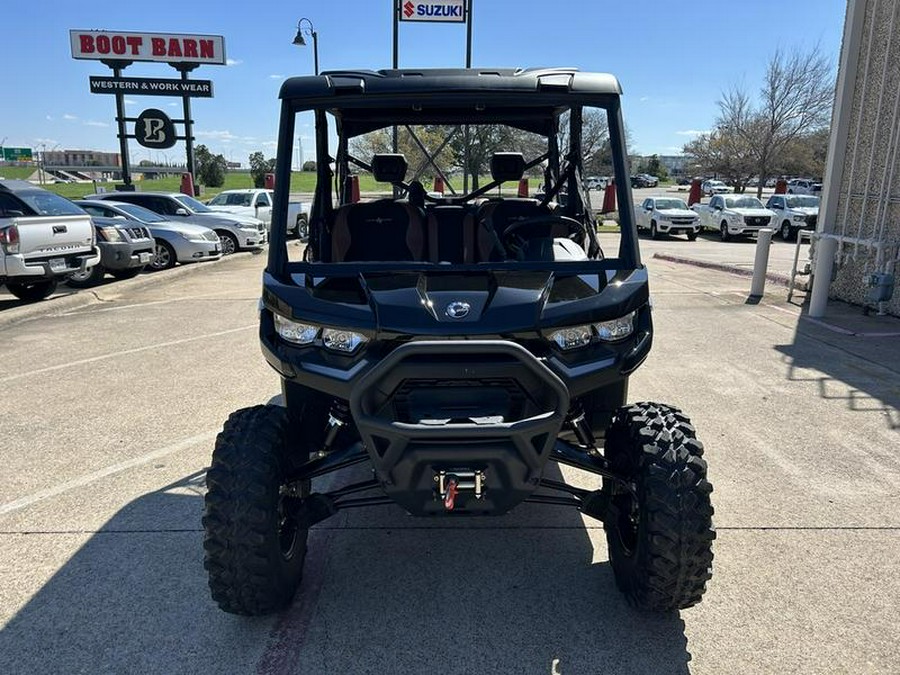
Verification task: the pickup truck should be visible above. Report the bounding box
[0,180,99,301]
[692,193,775,241]
[205,189,310,240]
[765,194,819,241]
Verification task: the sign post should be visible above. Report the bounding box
[71,29,225,191]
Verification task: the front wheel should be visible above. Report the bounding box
[603,402,715,611]
[203,405,309,615]
[720,221,731,242]
[150,239,177,270]
[687,231,698,241]
[6,278,58,302]
[111,267,144,281]
[780,220,795,241]
[650,220,660,240]
[217,231,238,256]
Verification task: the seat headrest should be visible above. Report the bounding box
[490,153,526,182]
[371,154,408,183]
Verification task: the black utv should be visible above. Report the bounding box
[203,68,715,615]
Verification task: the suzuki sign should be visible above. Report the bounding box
[400,0,467,23]
[70,30,226,65]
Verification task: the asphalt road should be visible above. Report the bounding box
[1,248,898,674]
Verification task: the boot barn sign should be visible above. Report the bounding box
[70,30,226,65]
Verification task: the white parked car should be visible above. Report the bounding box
[701,179,730,196]
[206,189,311,239]
[636,196,701,240]
[765,194,819,241]
[786,178,821,195]
[692,194,775,241]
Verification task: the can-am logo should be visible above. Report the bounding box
[400,0,466,23]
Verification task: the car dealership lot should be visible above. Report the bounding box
[1,247,898,673]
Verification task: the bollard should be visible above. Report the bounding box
[688,178,702,206]
[775,178,787,195]
[344,174,360,203]
[517,178,529,197]
[750,228,775,297]
[264,173,276,190]
[433,176,444,194]
[601,180,616,213]
[809,236,838,317]
[180,172,195,197]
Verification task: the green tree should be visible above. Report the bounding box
[195,144,227,187]
[302,160,317,172]
[249,151,276,188]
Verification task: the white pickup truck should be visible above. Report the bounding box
[206,189,310,239]
[692,193,776,241]
[0,180,99,301]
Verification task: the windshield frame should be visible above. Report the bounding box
[725,196,765,209]
[175,195,213,213]
[18,191,86,216]
[114,202,169,223]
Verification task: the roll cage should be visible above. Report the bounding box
[266,68,640,277]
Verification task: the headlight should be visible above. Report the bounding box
[180,231,208,242]
[594,311,635,342]
[98,226,123,242]
[241,225,260,232]
[322,328,368,353]
[274,314,319,345]
[793,215,806,222]
[548,325,593,351]
[657,214,669,221]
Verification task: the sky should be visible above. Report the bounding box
[3,0,847,166]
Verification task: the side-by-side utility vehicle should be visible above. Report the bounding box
[203,68,715,615]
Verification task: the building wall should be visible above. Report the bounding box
[44,150,121,167]
[822,0,900,314]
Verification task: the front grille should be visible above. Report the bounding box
[671,218,695,225]
[805,214,818,228]
[127,227,149,240]
[744,216,769,227]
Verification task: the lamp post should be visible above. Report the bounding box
[292,18,319,75]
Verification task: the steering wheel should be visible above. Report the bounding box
[502,215,583,245]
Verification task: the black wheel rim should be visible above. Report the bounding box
[277,493,300,560]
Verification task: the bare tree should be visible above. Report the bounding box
[719,46,834,197]
[683,129,756,190]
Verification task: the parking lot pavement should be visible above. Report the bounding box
[1,251,898,674]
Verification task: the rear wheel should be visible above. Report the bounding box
[603,402,715,611]
[65,264,105,288]
[203,405,309,615]
[6,279,58,302]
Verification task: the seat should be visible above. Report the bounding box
[426,206,476,263]
[330,153,425,262]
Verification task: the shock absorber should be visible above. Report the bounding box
[565,400,599,454]
[319,399,350,457]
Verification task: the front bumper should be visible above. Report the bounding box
[99,241,155,271]
[239,229,267,249]
[658,221,700,234]
[171,238,221,263]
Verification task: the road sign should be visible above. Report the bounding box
[90,76,214,97]
[70,30,226,65]
[135,109,177,149]
[3,147,34,161]
[399,0,466,22]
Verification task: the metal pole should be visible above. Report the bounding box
[113,66,132,188]
[392,0,399,197]
[312,31,319,75]
[750,228,774,297]
[462,0,473,194]
[180,67,195,190]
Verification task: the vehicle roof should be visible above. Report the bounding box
[279,68,623,137]
[0,179,44,193]
[87,191,183,198]
[215,188,270,194]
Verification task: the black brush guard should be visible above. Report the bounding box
[348,341,571,515]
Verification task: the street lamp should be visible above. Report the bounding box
[292,18,319,75]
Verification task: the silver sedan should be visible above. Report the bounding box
[75,200,222,270]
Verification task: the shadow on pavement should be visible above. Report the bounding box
[774,309,900,431]
[2,464,693,674]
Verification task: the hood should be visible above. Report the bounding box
[658,209,697,218]
[207,205,256,216]
[181,212,256,227]
[299,269,648,335]
[789,206,819,216]
[147,220,217,236]
[731,208,773,217]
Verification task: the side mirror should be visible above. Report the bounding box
[175,208,189,216]
[5,209,25,217]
